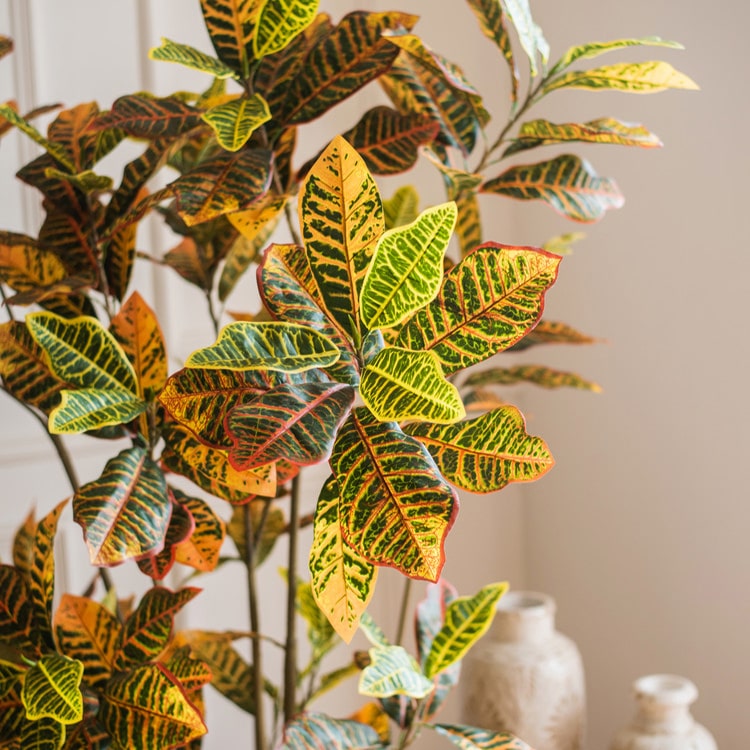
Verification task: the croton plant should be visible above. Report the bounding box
[0,1,695,749]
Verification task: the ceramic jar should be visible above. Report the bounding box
[609,674,717,750]
[459,591,585,750]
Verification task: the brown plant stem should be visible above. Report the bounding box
[243,501,268,750]
[395,576,413,646]
[283,472,301,723]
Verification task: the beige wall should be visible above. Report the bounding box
[1,1,746,747]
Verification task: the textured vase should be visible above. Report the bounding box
[609,674,717,750]
[459,591,585,750]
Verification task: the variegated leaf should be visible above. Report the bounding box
[423,582,507,678]
[21,653,83,724]
[0,36,12,59]
[227,382,354,469]
[505,117,662,155]
[149,37,236,79]
[405,407,554,493]
[331,408,458,582]
[342,106,439,175]
[42,168,112,193]
[309,476,377,643]
[19,716,65,750]
[186,321,340,372]
[200,0,260,79]
[420,149,483,199]
[359,645,433,699]
[103,219,137,302]
[61,714,109,749]
[12,511,36,579]
[53,594,120,690]
[161,423,277,501]
[0,564,38,653]
[100,663,206,747]
[543,60,699,95]
[259,243,360,385]
[432,723,532,750]
[396,243,560,374]
[360,348,464,424]
[136,500,195,581]
[254,0,319,57]
[281,712,381,750]
[300,135,384,340]
[110,291,168,398]
[90,94,203,139]
[0,662,26,739]
[508,318,597,351]
[0,104,75,171]
[464,364,601,392]
[383,186,419,229]
[454,190,482,257]
[542,232,586,256]
[164,646,213,694]
[26,312,137,393]
[481,155,624,222]
[295,578,337,661]
[499,0,548,76]
[173,492,226,572]
[416,580,458,667]
[202,94,271,151]
[0,231,68,295]
[73,445,171,566]
[360,202,457,330]
[48,387,146,434]
[170,147,272,226]
[113,587,199,670]
[278,11,417,125]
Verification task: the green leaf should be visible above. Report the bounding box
[0,105,75,172]
[26,312,137,393]
[185,321,341,372]
[464,364,601,392]
[359,645,433,699]
[432,723,532,750]
[300,135,384,341]
[396,243,560,374]
[49,387,146,434]
[309,477,378,643]
[200,0,259,79]
[227,382,354,469]
[360,348,464,424]
[416,580,457,667]
[405,406,554,493]
[91,94,203,139]
[342,106,439,175]
[543,60,699,95]
[481,154,624,223]
[423,582,507,678]
[542,232,586,256]
[498,0,548,77]
[0,564,38,653]
[383,186,419,229]
[508,318,597,351]
[331,408,458,582]
[202,94,271,152]
[0,661,26,739]
[114,587,199,670]
[100,663,206,747]
[282,712,381,750]
[148,37,237,79]
[73,445,171,566]
[358,611,390,648]
[254,0,320,58]
[296,578,337,662]
[454,189,482,257]
[360,202,457,330]
[42,168,112,193]
[21,653,83,725]
[551,36,684,75]
[19,716,65,750]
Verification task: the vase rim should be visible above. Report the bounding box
[633,674,698,705]
[496,590,556,613]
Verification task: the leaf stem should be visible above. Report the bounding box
[243,501,268,750]
[395,577,412,646]
[283,472,301,723]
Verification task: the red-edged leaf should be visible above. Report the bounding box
[90,94,203,139]
[173,491,226,573]
[136,500,196,581]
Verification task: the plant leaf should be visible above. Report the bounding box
[482,154,623,222]
[331,408,458,582]
[254,0,320,58]
[360,348,464,424]
[228,499,286,565]
[541,232,586,256]
[432,723,532,750]
[359,645,433,699]
[464,364,601,392]
[383,186,419,229]
[0,564,38,653]
[114,587,199,670]
[300,135,384,340]
[53,594,120,690]
[73,445,171,566]
[360,202,456,330]
[396,243,560,374]
[281,712,381,750]
[227,382,354,469]
[499,0,548,77]
[416,580,458,666]
[202,94,271,151]
[12,511,36,579]
[185,321,341,372]
[100,663,206,747]
[19,715,65,750]
[136,498,195,581]
[48,387,146,434]
[406,406,554,493]
[149,37,237,79]
[103,219,137,302]
[342,106,439,175]
[454,189,482,257]
[508,318,597,350]
[173,493,226,573]
[200,0,260,79]
[0,104,75,172]
[91,94,203,139]
[309,476,377,643]
[423,582,507,678]
[21,653,83,724]
[543,60,699,95]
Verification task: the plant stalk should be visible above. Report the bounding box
[243,502,268,750]
[283,473,301,723]
[395,577,413,646]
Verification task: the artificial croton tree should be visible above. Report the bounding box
[0,1,695,748]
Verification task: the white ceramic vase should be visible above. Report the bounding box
[459,591,585,750]
[609,674,717,750]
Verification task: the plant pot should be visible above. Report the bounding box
[459,590,585,750]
